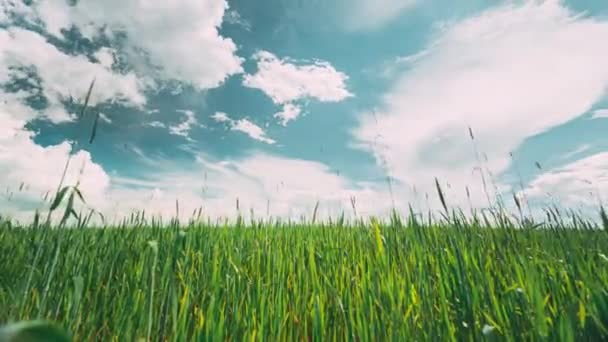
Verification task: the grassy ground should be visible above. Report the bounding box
[1,216,608,341]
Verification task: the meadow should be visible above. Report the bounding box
[1,210,608,341]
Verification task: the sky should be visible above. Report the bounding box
[1,0,608,223]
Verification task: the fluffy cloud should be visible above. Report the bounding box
[212,112,275,144]
[521,152,608,213]
[0,1,29,24]
[93,48,116,70]
[16,0,243,89]
[0,81,110,222]
[0,0,247,222]
[0,94,111,221]
[244,51,352,104]
[0,26,137,211]
[352,1,608,211]
[211,112,231,123]
[243,51,352,125]
[0,28,146,123]
[274,103,303,127]
[231,120,276,145]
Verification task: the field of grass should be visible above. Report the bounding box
[1,212,608,341]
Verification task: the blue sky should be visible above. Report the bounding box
[1,0,608,222]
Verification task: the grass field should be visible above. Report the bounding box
[1,212,608,341]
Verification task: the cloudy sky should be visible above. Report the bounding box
[1,0,608,222]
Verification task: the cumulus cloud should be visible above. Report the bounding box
[211,112,231,123]
[243,50,352,125]
[212,112,275,144]
[0,79,110,222]
[352,1,608,211]
[14,0,244,89]
[0,28,146,123]
[244,51,352,104]
[0,93,111,221]
[0,0,30,25]
[274,103,303,127]
[521,152,608,212]
[232,119,276,145]
[93,48,116,70]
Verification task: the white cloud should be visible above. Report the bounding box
[0,90,37,123]
[19,0,243,89]
[243,51,351,125]
[169,110,201,140]
[342,0,417,32]
[0,95,112,221]
[211,112,231,123]
[273,103,303,127]
[521,152,608,211]
[232,119,276,145]
[244,51,352,104]
[30,1,71,37]
[590,109,608,119]
[94,48,116,70]
[0,0,31,25]
[213,112,275,144]
[0,9,148,220]
[352,1,608,211]
[0,28,146,123]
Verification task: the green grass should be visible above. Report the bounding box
[1,214,608,341]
